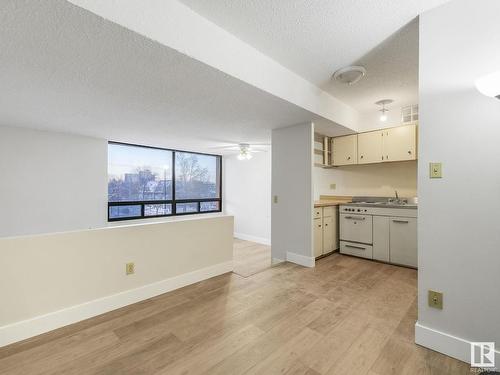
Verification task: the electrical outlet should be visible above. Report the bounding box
[273,195,278,204]
[428,290,443,309]
[126,262,135,275]
[330,183,336,190]
[429,162,442,178]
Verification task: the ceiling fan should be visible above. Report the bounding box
[210,142,270,160]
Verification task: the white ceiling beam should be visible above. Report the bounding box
[66,0,359,131]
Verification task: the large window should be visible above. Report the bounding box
[108,142,221,221]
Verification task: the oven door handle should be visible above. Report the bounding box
[345,244,366,250]
[343,216,365,220]
[392,219,409,224]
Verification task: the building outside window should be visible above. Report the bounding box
[107,142,221,221]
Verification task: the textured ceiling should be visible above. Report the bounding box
[0,0,350,153]
[180,0,450,115]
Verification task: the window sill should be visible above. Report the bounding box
[106,211,230,229]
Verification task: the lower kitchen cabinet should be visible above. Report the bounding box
[314,218,323,257]
[323,216,335,253]
[389,217,417,267]
[373,216,390,262]
[313,206,339,258]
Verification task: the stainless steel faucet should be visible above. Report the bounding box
[395,190,399,200]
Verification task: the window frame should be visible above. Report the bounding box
[107,141,222,222]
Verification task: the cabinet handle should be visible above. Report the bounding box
[392,220,409,224]
[408,150,412,154]
[325,223,328,226]
[344,216,365,220]
[347,156,351,160]
[345,245,366,250]
[360,155,364,159]
[319,225,322,228]
[386,155,389,159]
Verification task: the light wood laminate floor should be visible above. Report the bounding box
[232,238,271,277]
[0,246,470,374]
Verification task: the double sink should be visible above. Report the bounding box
[347,196,418,209]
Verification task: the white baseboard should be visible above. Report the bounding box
[0,261,233,348]
[234,232,271,246]
[286,251,315,268]
[415,321,500,365]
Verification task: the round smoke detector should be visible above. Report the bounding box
[332,66,366,85]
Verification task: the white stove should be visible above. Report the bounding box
[339,197,418,267]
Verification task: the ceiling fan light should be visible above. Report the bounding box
[380,113,388,122]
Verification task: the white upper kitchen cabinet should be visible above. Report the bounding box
[382,124,417,162]
[332,135,357,166]
[358,130,383,164]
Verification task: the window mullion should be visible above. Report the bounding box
[172,151,176,215]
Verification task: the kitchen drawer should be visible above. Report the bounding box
[323,206,335,217]
[340,241,373,260]
[313,208,322,219]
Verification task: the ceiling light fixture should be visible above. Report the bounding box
[475,71,500,99]
[237,143,253,160]
[332,66,367,85]
[375,99,394,122]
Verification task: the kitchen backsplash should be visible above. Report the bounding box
[313,160,417,200]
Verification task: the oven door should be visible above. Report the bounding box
[340,214,373,244]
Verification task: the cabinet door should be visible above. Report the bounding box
[358,130,383,164]
[373,216,390,262]
[333,135,357,166]
[314,218,323,257]
[323,216,334,254]
[383,124,417,162]
[331,207,339,251]
[389,217,417,267]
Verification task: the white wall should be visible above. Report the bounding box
[0,215,233,347]
[357,108,407,132]
[0,125,107,238]
[313,161,417,199]
[224,151,271,245]
[271,123,314,266]
[416,0,500,363]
